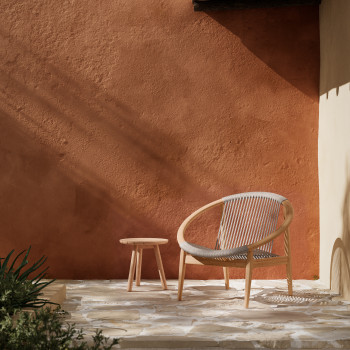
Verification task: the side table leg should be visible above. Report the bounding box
[136,247,143,286]
[154,245,167,290]
[127,246,137,292]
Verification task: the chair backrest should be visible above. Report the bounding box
[215,192,287,253]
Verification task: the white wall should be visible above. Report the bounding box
[319,0,350,299]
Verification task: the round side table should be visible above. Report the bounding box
[120,238,168,292]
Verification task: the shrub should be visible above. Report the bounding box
[0,247,55,315]
[0,307,119,350]
[0,248,119,348]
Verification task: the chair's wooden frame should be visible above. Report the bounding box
[177,198,294,308]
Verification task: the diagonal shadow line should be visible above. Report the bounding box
[0,107,165,234]
[0,69,192,193]
[0,27,239,199]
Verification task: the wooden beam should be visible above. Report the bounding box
[193,0,321,12]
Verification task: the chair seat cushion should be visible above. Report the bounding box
[179,241,278,260]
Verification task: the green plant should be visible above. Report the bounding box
[0,307,118,349]
[0,247,55,315]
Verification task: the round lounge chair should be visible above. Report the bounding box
[177,192,294,308]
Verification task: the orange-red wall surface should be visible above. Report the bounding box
[0,1,319,279]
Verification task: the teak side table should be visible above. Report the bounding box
[120,238,168,292]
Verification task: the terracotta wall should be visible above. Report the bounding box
[0,1,319,279]
[319,0,350,300]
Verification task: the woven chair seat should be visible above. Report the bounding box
[179,241,278,260]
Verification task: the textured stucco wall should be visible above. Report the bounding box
[0,1,319,279]
[319,0,350,299]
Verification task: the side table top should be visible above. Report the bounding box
[120,238,168,246]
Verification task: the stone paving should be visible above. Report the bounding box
[60,279,350,349]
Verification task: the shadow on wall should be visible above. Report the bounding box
[319,0,350,97]
[330,174,350,299]
[0,0,320,279]
[207,5,319,100]
[0,26,234,279]
[0,111,164,279]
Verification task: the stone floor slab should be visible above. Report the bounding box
[60,279,350,349]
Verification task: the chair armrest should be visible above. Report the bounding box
[177,199,223,245]
[247,200,294,250]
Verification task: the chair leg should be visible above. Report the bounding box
[223,267,229,290]
[178,249,187,301]
[244,253,253,308]
[284,229,293,296]
[286,259,293,296]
